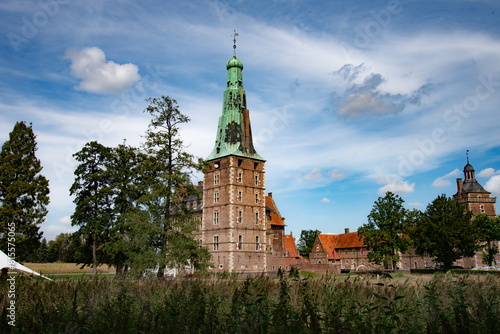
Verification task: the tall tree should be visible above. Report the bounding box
[296,229,321,259]
[141,96,209,276]
[411,194,479,270]
[102,143,147,276]
[0,121,50,261]
[70,141,113,275]
[474,214,500,266]
[358,192,413,270]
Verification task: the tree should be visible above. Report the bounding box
[47,233,78,263]
[358,192,413,270]
[411,194,479,270]
[140,96,210,276]
[70,141,113,275]
[296,229,321,259]
[101,143,147,276]
[0,121,50,261]
[474,214,500,266]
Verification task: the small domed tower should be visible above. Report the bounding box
[453,154,497,217]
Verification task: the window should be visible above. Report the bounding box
[214,174,220,185]
[238,235,242,250]
[237,210,242,223]
[254,162,259,170]
[255,175,259,186]
[237,191,242,202]
[255,212,259,224]
[255,236,259,250]
[238,159,243,167]
[214,161,220,169]
[214,192,219,203]
[213,236,219,251]
[255,193,259,204]
[352,249,356,255]
[213,211,219,225]
[274,230,278,239]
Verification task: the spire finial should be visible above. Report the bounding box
[232,30,239,56]
[466,149,469,164]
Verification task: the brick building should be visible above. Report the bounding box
[196,51,301,274]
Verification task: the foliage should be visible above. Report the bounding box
[4,274,500,333]
[358,192,414,270]
[296,229,321,259]
[474,214,500,266]
[47,233,79,263]
[0,121,50,261]
[70,141,113,275]
[137,96,210,276]
[411,194,479,270]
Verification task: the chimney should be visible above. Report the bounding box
[456,178,462,198]
[345,228,349,234]
[268,192,272,198]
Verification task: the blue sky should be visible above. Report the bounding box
[1,0,500,241]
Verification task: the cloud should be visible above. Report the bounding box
[328,169,347,181]
[432,168,461,187]
[408,202,423,207]
[320,198,331,203]
[485,175,500,196]
[65,47,141,94]
[477,168,497,178]
[304,168,322,181]
[58,216,72,225]
[330,65,433,119]
[377,176,415,196]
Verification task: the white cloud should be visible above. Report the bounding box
[432,169,460,187]
[377,176,415,196]
[65,47,141,94]
[408,202,423,207]
[320,198,331,203]
[485,175,500,196]
[304,168,322,181]
[477,168,497,178]
[328,169,347,181]
[58,216,71,225]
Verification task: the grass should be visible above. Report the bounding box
[1,272,499,333]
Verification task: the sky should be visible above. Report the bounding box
[1,0,500,242]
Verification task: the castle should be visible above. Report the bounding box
[190,48,497,273]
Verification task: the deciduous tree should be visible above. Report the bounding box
[0,121,49,261]
[411,194,479,270]
[474,214,500,266]
[358,192,413,270]
[297,229,321,259]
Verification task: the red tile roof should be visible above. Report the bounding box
[318,232,365,260]
[284,234,299,258]
[265,196,285,226]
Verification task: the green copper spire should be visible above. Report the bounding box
[207,55,265,162]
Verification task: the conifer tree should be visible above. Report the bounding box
[70,141,112,275]
[140,96,210,276]
[0,121,49,261]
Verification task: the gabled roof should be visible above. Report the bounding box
[318,232,365,260]
[284,234,298,258]
[461,179,490,194]
[265,195,285,226]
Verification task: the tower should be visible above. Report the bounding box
[202,45,267,273]
[453,155,497,218]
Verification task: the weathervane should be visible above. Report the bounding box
[466,149,469,164]
[232,30,239,56]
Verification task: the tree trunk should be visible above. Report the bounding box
[92,239,97,276]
